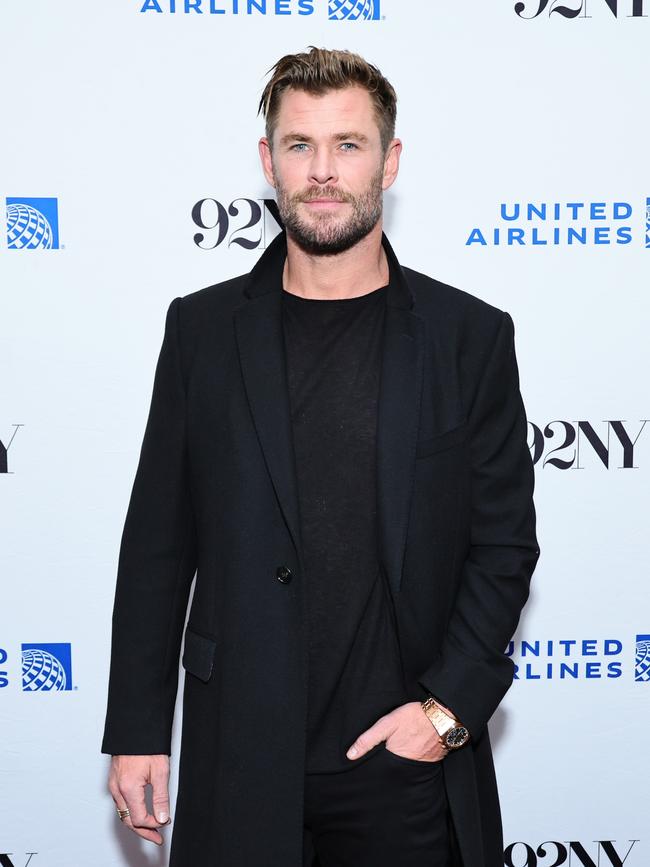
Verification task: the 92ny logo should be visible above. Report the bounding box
[0,425,22,474]
[529,420,647,468]
[504,840,638,866]
[515,0,646,16]
[0,856,37,867]
[192,198,282,250]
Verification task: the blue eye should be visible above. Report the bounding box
[340,142,358,151]
[291,143,309,151]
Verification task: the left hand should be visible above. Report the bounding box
[346,701,448,763]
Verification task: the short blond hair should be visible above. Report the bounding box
[258,46,397,154]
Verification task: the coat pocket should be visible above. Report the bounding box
[415,420,469,459]
[181,626,218,682]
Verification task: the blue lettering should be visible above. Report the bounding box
[248,0,265,11]
[0,648,7,664]
[614,201,632,219]
[186,0,202,10]
[567,227,587,244]
[298,0,314,11]
[566,202,585,219]
[140,0,163,10]
[616,226,632,244]
[521,640,540,656]
[508,228,525,245]
[524,664,541,679]
[527,203,546,220]
[607,661,622,677]
[590,202,606,219]
[604,639,623,655]
[466,228,487,246]
[500,203,519,221]
[585,661,601,678]
[276,0,291,10]
[582,640,597,656]
[594,226,610,244]
[559,662,580,678]
[210,0,226,11]
[531,228,547,245]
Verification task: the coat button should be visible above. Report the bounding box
[276,565,293,584]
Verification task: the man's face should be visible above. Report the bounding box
[259,85,400,255]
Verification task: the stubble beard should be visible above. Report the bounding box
[273,162,385,256]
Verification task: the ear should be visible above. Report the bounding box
[382,138,403,191]
[258,137,276,189]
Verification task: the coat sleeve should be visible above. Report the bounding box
[416,310,540,739]
[101,296,197,756]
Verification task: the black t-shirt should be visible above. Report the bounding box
[281,279,411,774]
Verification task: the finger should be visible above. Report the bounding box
[347,712,397,759]
[121,813,164,845]
[111,791,163,845]
[117,776,166,848]
[151,763,171,825]
[118,771,158,829]
[346,730,384,759]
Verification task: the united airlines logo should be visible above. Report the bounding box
[21,643,73,692]
[6,198,60,250]
[635,635,650,682]
[139,0,381,17]
[328,0,380,19]
[508,636,650,682]
[140,0,315,14]
[466,199,649,248]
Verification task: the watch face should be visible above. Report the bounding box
[445,726,469,748]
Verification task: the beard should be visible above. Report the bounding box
[273,162,384,256]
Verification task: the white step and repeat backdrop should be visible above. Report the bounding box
[1,2,648,866]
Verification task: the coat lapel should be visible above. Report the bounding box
[234,230,425,596]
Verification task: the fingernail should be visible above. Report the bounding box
[347,746,357,758]
[158,812,168,823]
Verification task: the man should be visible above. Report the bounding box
[101,47,540,867]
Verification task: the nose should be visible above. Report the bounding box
[308,147,338,186]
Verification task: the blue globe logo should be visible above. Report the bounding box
[22,648,68,691]
[636,637,650,682]
[328,0,379,20]
[6,202,55,249]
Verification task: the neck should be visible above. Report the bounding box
[282,222,389,300]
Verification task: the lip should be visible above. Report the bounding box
[304,199,346,207]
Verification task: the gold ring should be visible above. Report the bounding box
[117,808,130,820]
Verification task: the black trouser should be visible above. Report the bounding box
[302,741,453,867]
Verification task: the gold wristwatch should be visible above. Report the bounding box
[420,696,470,750]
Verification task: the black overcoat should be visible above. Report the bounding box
[101,229,540,867]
